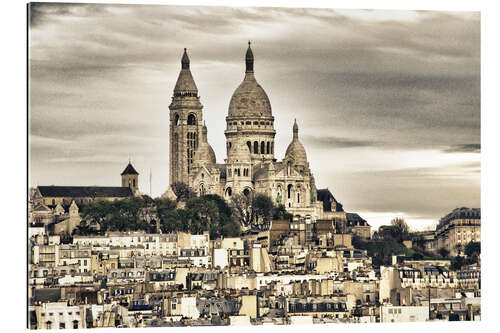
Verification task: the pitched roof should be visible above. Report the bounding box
[121,163,139,175]
[38,186,133,198]
[317,188,344,212]
[346,212,369,226]
[32,288,61,303]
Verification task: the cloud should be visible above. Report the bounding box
[28,4,480,228]
[303,135,378,149]
[442,143,481,153]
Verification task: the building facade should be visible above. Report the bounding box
[435,207,480,256]
[168,43,332,220]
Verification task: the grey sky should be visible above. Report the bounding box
[28,3,480,230]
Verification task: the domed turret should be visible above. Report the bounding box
[285,119,308,166]
[193,122,216,165]
[228,42,272,118]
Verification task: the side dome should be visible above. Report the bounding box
[194,124,216,165]
[228,42,272,118]
[285,119,308,166]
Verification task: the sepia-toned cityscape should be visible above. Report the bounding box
[28,3,480,329]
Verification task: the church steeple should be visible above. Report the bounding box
[293,118,299,140]
[169,48,204,186]
[173,48,198,96]
[181,48,190,69]
[245,41,254,73]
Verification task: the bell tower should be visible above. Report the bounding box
[169,48,204,186]
[121,161,139,193]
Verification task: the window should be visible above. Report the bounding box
[267,142,270,154]
[174,114,180,126]
[261,141,265,154]
[73,321,79,329]
[172,303,177,310]
[288,184,292,199]
[187,114,196,125]
[254,141,259,154]
[247,141,251,152]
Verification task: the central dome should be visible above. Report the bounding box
[228,42,272,118]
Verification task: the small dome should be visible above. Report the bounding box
[194,124,216,165]
[285,119,308,166]
[228,42,272,118]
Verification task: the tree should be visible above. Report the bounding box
[272,204,293,221]
[438,247,450,258]
[464,242,480,257]
[185,197,219,235]
[451,256,466,271]
[155,198,180,233]
[203,194,240,237]
[81,200,114,232]
[390,217,409,241]
[171,182,196,202]
[252,194,274,226]
[230,193,254,228]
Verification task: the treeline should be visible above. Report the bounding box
[77,184,293,239]
[353,217,481,270]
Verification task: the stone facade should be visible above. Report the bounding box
[435,207,481,256]
[168,43,325,219]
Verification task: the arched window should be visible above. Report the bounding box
[243,188,250,197]
[271,142,274,154]
[225,187,232,197]
[200,184,206,196]
[237,169,241,176]
[288,184,293,199]
[287,162,291,176]
[261,142,265,154]
[297,192,300,203]
[247,141,251,152]
[174,114,180,126]
[254,141,259,154]
[267,142,270,154]
[187,114,196,125]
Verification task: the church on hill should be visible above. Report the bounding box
[30,162,141,229]
[167,42,354,223]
